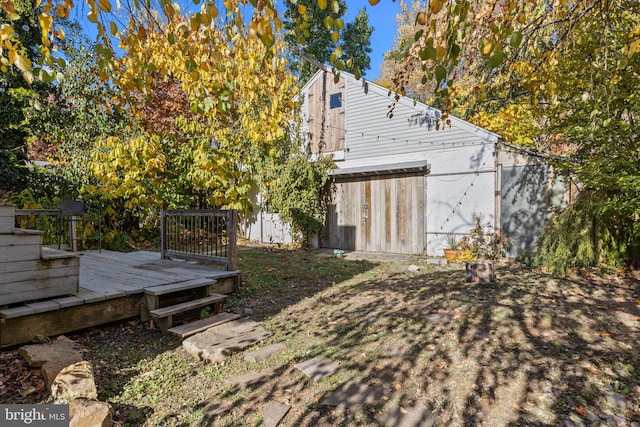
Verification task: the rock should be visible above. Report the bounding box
[604,391,626,411]
[263,401,291,427]
[51,361,98,402]
[69,399,113,427]
[244,343,287,363]
[183,319,272,363]
[611,414,627,426]
[42,353,84,390]
[408,264,421,273]
[19,336,80,368]
[465,261,495,284]
[32,335,51,344]
[244,307,254,316]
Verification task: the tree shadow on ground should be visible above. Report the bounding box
[54,249,639,427]
[182,259,640,426]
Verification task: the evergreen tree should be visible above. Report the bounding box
[284,0,347,83]
[341,9,373,78]
[284,1,373,83]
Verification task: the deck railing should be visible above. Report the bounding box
[14,209,71,249]
[160,209,237,270]
[15,206,101,251]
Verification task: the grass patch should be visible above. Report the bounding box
[2,248,639,426]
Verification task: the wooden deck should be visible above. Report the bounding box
[0,250,241,347]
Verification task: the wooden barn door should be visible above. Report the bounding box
[325,173,425,255]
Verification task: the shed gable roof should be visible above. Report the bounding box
[300,69,501,145]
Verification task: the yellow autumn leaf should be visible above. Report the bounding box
[298,4,306,14]
[0,24,14,40]
[1,1,16,13]
[8,48,18,64]
[15,54,31,72]
[368,0,380,5]
[55,4,69,17]
[98,0,111,13]
[430,0,444,14]
[416,11,427,26]
[39,13,53,34]
[22,70,33,84]
[481,39,493,55]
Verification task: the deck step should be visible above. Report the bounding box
[149,294,227,319]
[167,312,241,339]
[144,277,217,296]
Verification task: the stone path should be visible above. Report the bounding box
[263,401,291,427]
[294,356,341,381]
[377,402,436,427]
[189,318,444,426]
[182,318,272,363]
[320,381,386,409]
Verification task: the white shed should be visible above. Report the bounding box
[246,69,563,256]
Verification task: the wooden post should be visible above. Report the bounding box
[227,209,238,271]
[70,216,78,252]
[160,209,167,260]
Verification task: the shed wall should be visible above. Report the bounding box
[344,78,488,160]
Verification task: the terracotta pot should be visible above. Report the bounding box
[443,249,461,261]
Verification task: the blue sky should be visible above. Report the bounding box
[76,0,402,80]
[343,0,402,79]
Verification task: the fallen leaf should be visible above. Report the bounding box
[574,406,588,417]
[596,332,610,337]
[588,365,601,374]
[395,383,402,390]
[20,386,36,397]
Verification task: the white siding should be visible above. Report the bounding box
[425,171,497,256]
[344,78,488,161]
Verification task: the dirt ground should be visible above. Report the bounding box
[1,248,639,426]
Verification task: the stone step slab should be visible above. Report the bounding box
[377,402,436,427]
[182,318,272,363]
[320,381,386,409]
[244,343,287,363]
[294,357,340,381]
[226,371,265,389]
[263,401,291,427]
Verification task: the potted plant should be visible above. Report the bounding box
[458,216,509,260]
[443,234,461,261]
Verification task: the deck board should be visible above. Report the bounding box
[1,250,241,347]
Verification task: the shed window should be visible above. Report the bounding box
[330,92,342,109]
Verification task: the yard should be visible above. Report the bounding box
[2,247,640,426]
